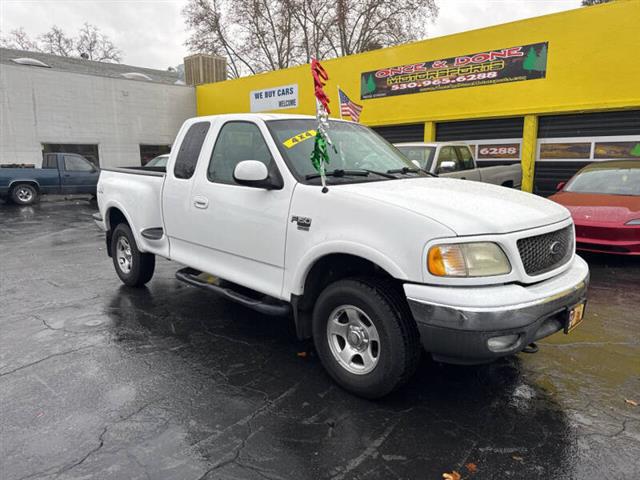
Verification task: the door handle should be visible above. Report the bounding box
[193,196,209,209]
[460,177,466,180]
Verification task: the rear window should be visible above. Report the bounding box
[174,122,210,179]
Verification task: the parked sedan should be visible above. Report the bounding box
[549,160,640,255]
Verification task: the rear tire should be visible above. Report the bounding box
[11,183,39,205]
[111,223,155,287]
[312,277,421,399]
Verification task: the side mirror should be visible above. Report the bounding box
[556,181,566,191]
[438,160,456,174]
[233,160,275,189]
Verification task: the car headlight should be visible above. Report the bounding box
[625,219,640,226]
[428,242,511,277]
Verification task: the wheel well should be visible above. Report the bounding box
[292,253,398,339]
[10,181,40,193]
[105,208,129,257]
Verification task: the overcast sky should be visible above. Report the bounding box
[1,0,582,70]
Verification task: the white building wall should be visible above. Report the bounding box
[0,64,195,167]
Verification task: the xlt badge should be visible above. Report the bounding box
[291,216,312,231]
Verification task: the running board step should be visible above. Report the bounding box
[175,267,291,316]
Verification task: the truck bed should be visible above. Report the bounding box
[98,168,168,257]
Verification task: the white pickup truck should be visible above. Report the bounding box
[395,142,522,188]
[95,114,589,398]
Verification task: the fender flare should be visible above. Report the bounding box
[288,240,408,296]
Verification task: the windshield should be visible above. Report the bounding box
[395,146,436,170]
[266,119,425,184]
[565,167,640,196]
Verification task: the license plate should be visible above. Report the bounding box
[565,302,586,334]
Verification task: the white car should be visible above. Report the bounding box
[94,114,589,398]
[395,142,522,188]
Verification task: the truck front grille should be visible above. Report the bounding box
[517,225,574,276]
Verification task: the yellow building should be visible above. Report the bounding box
[196,0,640,195]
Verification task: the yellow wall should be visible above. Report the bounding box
[197,0,640,126]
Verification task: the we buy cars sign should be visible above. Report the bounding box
[250,84,298,112]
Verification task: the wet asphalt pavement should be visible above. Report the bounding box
[0,199,639,480]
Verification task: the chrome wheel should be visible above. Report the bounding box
[16,186,33,203]
[116,236,133,274]
[327,305,380,375]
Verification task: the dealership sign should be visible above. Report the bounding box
[250,84,298,112]
[360,42,548,99]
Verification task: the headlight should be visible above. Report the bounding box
[625,219,640,226]
[428,242,511,277]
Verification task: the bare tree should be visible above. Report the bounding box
[1,23,122,63]
[0,27,40,51]
[581,0,611,5]
[75,23,122,62]
[183,0,439,77]
[39,26,74,57]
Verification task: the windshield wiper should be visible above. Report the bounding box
[305,168,396,180]
[386,166,438,177]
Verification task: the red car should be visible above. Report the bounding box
[549,160,640,255]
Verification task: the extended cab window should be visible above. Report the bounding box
[456,146,475,170]
[208,122,273,185]
[174,122,210,179]
[64,155,93,171]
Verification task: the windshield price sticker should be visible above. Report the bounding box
[283,129,317,148]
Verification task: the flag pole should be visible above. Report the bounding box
[337,85,343,120]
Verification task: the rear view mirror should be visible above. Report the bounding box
[233,160,279,189]
[556,181,566,191]
[411,160,421,169]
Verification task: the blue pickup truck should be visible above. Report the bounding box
[0,153,99,205]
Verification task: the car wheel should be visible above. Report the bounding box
[312,277,421,399]
[11,184,39,205]
[111,223,155,287]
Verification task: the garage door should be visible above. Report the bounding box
[535,110,640,196]
[372,124,424,144]
[435,117,524,167]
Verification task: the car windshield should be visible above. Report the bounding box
[266,119,426,184]
[146,155,168,167]
[565,166,640,196]
[395,146,436,170]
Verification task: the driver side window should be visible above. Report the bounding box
[208,122,273,185]
[436,146,460,173]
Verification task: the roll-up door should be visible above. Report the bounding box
[538,110,640,138]
[535,110,640,196]
[436,117,524,141]
[372,124,424,144]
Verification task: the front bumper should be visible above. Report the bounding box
[404,255,589,364]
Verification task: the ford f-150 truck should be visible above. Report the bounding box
[95,114,589,398]
[395,142,522,188]
[0,153,99,205]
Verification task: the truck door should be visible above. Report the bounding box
[435,146,480,180]
[455,146,482,181]
[164,120,291,299]
[61,154,99,194]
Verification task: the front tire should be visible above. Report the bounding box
[111,223,155,287]
[11,183,39,205]
[312,277,421,399]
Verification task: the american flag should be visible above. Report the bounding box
[338,88,363,122]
